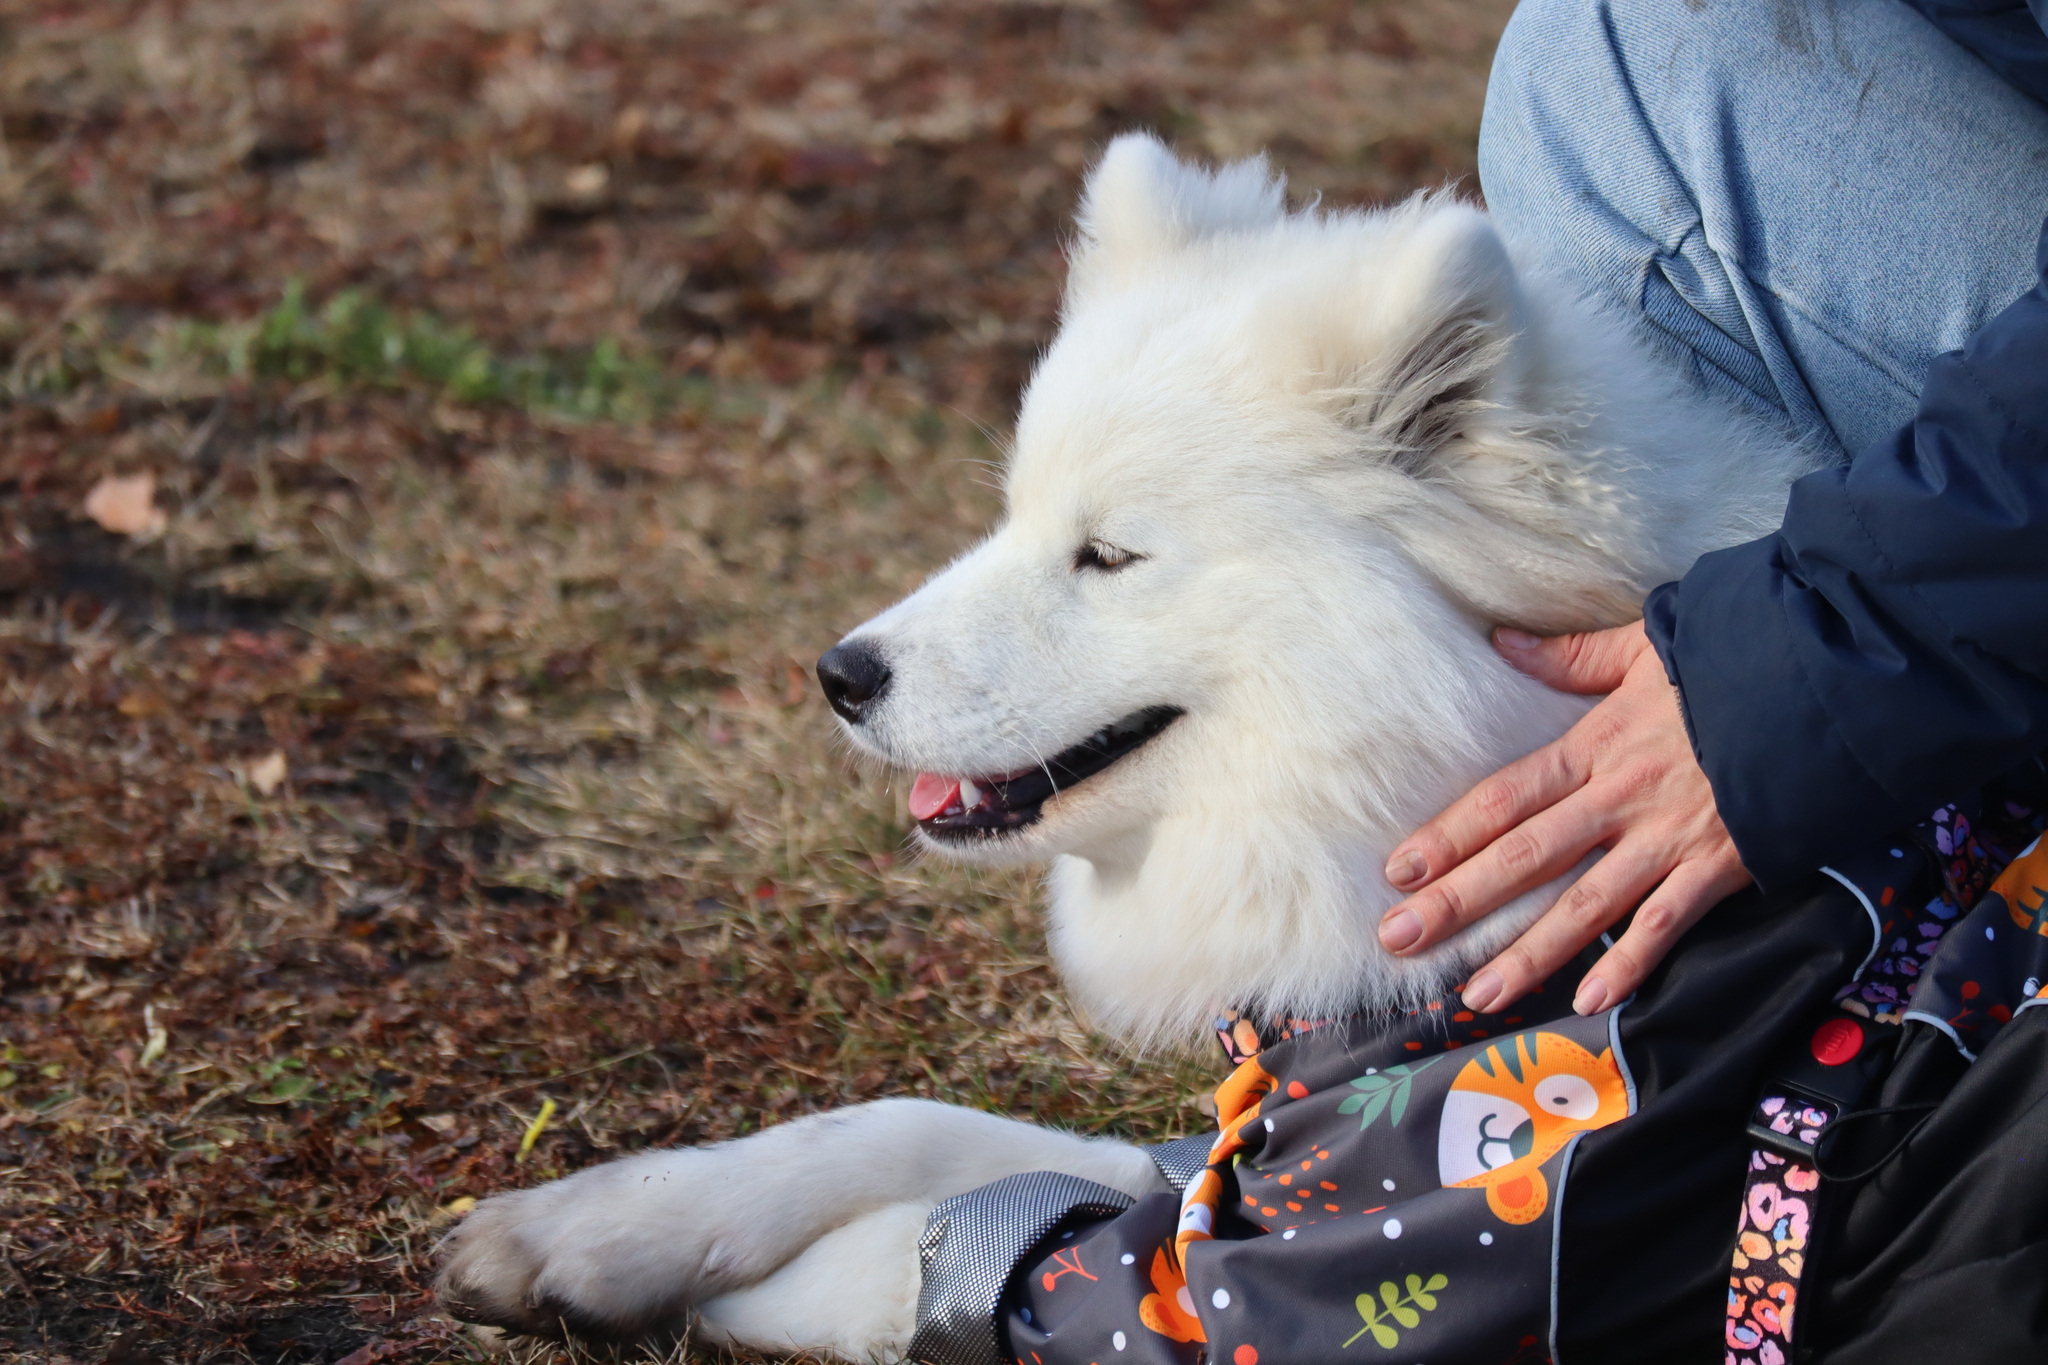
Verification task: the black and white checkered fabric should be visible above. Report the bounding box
[906,1171,1134,1365]
[903,1139,1211,1365]
[1145,1133,1213,1194]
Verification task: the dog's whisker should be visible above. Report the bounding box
[943,402,1015,460]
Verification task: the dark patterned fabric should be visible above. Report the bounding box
[1727,781,2046,1364]
[908,1172,1136,1365]
[1724,1097,1832,1363]
[1003,960,1626,1365]
[908,784,2048,1363]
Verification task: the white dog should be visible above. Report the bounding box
[436,134,1819,1358]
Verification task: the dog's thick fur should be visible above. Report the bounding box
[436,135,1823,1357]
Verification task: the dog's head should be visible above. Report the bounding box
[819,136,1658,1043]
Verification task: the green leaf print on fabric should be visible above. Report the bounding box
[1335,1057,1442,1130]
[1342,1273,1449,1349]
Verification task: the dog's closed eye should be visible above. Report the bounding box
[1074,540,1142,573]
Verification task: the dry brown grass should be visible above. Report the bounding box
[0,2,1513,1360]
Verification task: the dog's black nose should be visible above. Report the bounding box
[817,639,891,723]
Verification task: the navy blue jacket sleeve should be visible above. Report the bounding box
[1897,2,2048,107]
[1644,217,2048,889]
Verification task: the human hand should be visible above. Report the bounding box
[1376,620,1752,1015]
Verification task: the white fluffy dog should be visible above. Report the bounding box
[436,134,1818,1358]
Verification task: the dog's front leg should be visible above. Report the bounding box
[436,1097,1166,1356]
[690,1199,936,1359]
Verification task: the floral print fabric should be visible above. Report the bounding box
[958,776,2048,1365]
[1725,773,2048,1365]
[1006,961,1630,1365]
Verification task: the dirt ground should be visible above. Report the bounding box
[0,2,1515,1360]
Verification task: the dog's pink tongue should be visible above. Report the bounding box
[909,773,961,821]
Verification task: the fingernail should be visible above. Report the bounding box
[1462,969,1503,1013]
[1573,977,1610,1016]
[1378,909,1424,953]
[1384,849,1427,889]
[1495,627,1541,651]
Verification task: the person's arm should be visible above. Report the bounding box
[1648,217,2048,887]
[1376,217,2048,1015]
[1896,2,2048,108]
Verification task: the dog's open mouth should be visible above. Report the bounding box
[907,705,1183,841]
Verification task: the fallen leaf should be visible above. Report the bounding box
[139,1003,168,1068]
[100,1329,154,1365]
[75,404,122,435]
[247,749,288,796]
[117,691,168,719]
[82,472,167,537]
[433,1195,478,1224]
[516,1097,556,1161]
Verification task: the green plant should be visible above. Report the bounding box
[126,280,691,423]
[1337,1056,1441,1130]
[1343,1273,1449,1349]
[247,1056,316,1105]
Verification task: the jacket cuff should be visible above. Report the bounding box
[1641,582,1700,756]
[1145,1133,1214,1193]
[907,1172,1136,1365]
[1643,538,1913,890]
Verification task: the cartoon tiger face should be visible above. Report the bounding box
[1436,1030,1629,1224]
[1995,838,2048,937]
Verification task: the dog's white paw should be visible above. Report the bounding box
[435,1098,1166,1354]
[438,1175,925,1357]
[435,1152,730,1341]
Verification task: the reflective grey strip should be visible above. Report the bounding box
[1820,865,1885,981]
[906,1171,1136,1365]
[1146,1133,1214,1194]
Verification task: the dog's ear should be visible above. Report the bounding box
[1068,132,1287,303]
[1323,202,1527,473]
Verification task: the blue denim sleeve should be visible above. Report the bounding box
[1645,217,2048,889]
[1896,2,2048,106]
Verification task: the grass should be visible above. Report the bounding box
[17,282,702,425]
[0,1,1514,1361]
